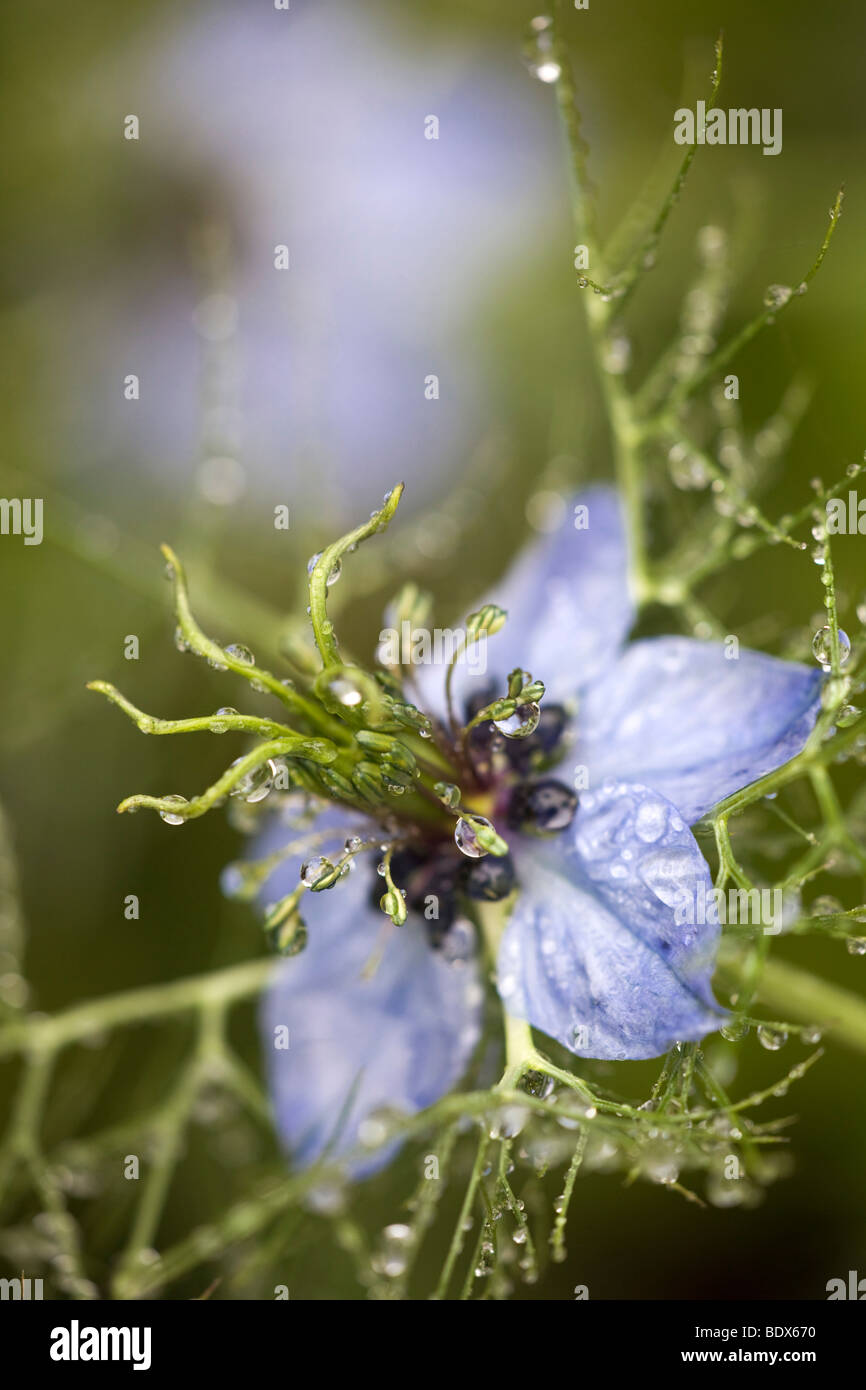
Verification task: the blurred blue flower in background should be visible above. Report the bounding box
[61,0,563,516]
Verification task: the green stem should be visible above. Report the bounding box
[116,735,336,820]
[308,484,403,668]
[750,956,866,1054]
[0,958,276,1059]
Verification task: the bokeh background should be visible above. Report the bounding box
[1,0,864,1299]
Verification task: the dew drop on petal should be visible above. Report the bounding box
[634,800,667,843]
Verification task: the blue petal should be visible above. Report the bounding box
[497,782,725,1060]
[415,486,634,717]
[577,637,822,824]
[258,818,483,1177]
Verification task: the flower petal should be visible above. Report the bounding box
[415,486,634,718]
[257,815,483,1177]
[497,781,725,1060]
[577,637,822,823]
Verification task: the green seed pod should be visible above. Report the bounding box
[471,818,510,857]
[352,761,387,803]
[466,604,507,640]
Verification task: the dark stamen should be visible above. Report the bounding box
[506,778,578,834]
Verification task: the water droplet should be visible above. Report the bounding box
[720,1019,749,1042]
[344,836,364,854]
[519,1069,554,1100]
[493,702,541,740]
[300,857,335,888]
[603,335,631,375]
[642,1147,680,1185]
[326,675,364,707]
[847,937,866,956]
[220,864,247,900]
[757,1025,787,1051]
[267,915,308,957]
[307,552,341,586]
[488,1105,528,1140]
[763,284,792,309]
[800,1025,823,1044]
[707,1174,751,1209]
[372,1222,413,1279]
[667,443,711,491]
[211,706,238,733]
[434,781,461,809]
[229,757,275,804]
[454,816,491,858]
[812,625,851,671]
[159,794,189,826]
[174,627,191,653]
[634,800,668,843]
[224,643,255,667]
[810,894,843,917]
[523,15,561,83]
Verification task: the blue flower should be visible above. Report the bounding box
[259,487,822,1172]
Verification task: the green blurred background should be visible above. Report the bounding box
[0,0,864,1298]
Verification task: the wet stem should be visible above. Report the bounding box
[551,39,652,601]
